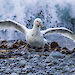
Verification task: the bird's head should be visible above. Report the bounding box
[33,18,44,28]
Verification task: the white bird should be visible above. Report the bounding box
[0,18,75,48]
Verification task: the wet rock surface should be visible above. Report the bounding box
[0,40,75,75]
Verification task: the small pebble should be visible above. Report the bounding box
[10,73,17,75]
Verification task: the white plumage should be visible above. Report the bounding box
[0,18,75,48]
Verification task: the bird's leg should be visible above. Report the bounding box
[24,44,29,49]
[42,49,45,53]
[44,43,50,51]
[39,44,50,56]
[15,44,28,52]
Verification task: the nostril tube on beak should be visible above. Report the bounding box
[40,23,44,27]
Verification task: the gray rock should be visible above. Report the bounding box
[27,72,33,75]
[45,55,54,63]
[70,68,75,73]
[10,73,17,75]
[60,62,68,66]
[50,51,65,58]
[19,60,26,65]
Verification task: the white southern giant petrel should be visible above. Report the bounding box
[0,18,75,48]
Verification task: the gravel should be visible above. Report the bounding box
[0,40,75,75]
[0,51,75,75]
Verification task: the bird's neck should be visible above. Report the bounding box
[32,24,40,33]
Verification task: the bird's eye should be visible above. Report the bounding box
[37,21,38,22]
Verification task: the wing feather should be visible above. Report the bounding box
[41,27,75,41]
[0,19,27,34]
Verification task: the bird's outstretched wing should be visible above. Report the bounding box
[41,27,75,41]
[0,19,27,34]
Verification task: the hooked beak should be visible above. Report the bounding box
[39,23,44,27]
[39,22,46,29]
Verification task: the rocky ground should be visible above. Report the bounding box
[0,40,75,75]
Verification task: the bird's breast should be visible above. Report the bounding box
[25,31,45,47]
